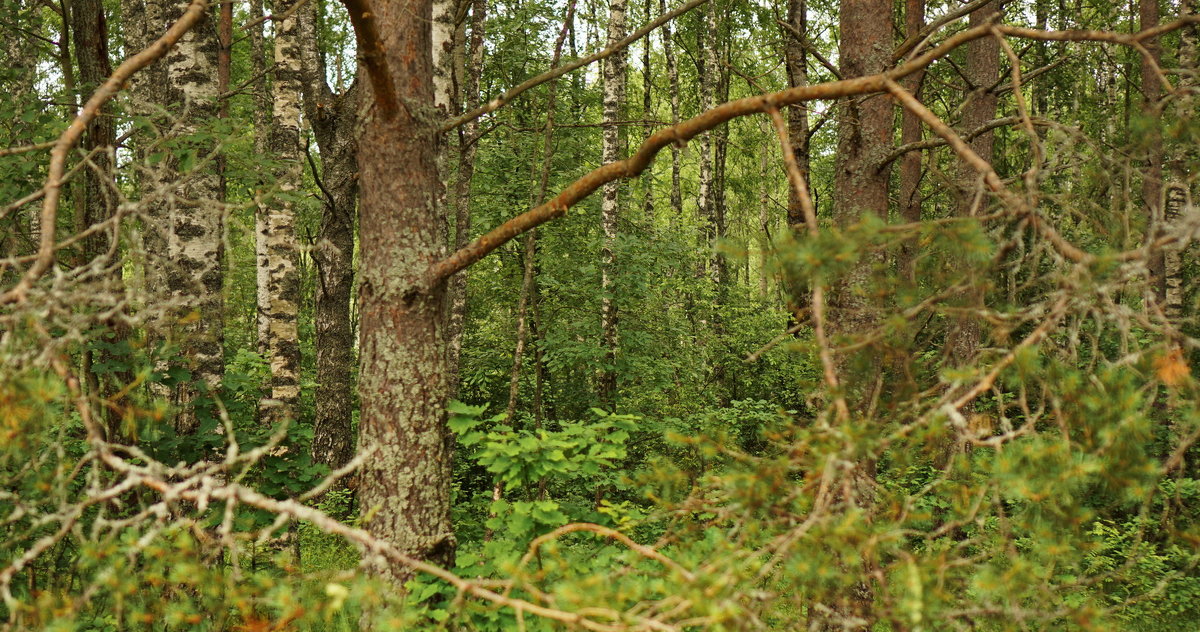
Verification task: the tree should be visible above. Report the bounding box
[301,0,361,474]
[598,0,627,406]
[256,0,304,425]
[348,0,456,576]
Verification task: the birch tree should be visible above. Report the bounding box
[256,0,304,424]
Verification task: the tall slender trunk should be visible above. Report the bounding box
[598,0,627,407]
[780,0,810,317]
[1142,0,1165,303]
[1163,0,1197,323]
[161,1,223,434]
[782,0,809,233]
[641,0,654,225]
[695,7,715,267]
[660,0,682,220]
[897,0,925,282]
[945,2,999,370]
[446,0,487,400]
[354,0,455,580]
[300,1,359,472]
[71,0,123,432]
[255,0,304,425]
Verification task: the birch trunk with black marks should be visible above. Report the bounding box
[1163,0,1196,324]
[1142,0,1164,305]
[354,0,456,579]
[300,0,360,474]
[598,0,626,406]
[159,1,223,434]
[256,0,304,425]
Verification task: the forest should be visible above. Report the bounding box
[1,0,1199,627]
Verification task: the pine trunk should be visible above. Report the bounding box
[355,0,456,579]
[897,0,925,282]
[945,2,999,369]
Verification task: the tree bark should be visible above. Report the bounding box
[945,1,999,369]
[897,0,925,282]
[1163,0,1197,323]
[158,1,223,435]
[1141,0,1163,304]
[256,0,304,425]
[598,0,627,407]
[660,0,683,221]
[826,0,894,624]
[300,0,360,475]
[352,0,456,579]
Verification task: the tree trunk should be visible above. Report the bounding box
[945,1,999,369]
[300,0,360,474]
[897,0,925,282]
[826,0,894,624]
[505,2,573,423]
[353,0,455,579]
[598,0,626,407]
[159,1,223,435]
[1163,0,1196,323]
[446,0,487,401]
[256,0,304,425]
[660,0,682,221]
[1142,0,1165,304]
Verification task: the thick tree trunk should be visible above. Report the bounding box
[353,0,455,579]
[598,0,626,406]
[446,0,487,400]
[945,2,999,369]
[832,0,892,374]
[256,0,304,425]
